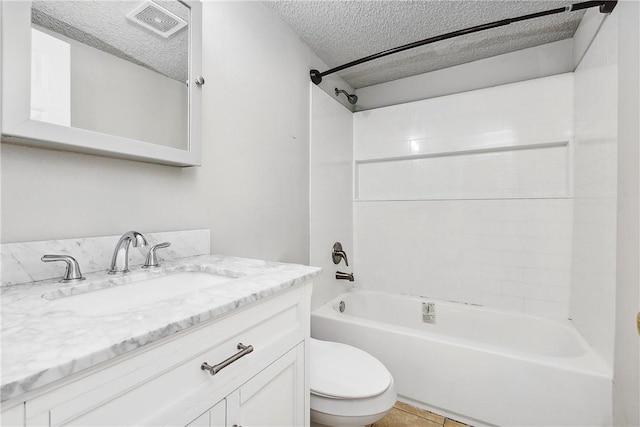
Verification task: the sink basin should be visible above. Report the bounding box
[45,271,236,315]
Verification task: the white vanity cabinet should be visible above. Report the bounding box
[2,284,311,427]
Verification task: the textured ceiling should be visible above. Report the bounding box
[265,1,585,88]
[32,1,189,83]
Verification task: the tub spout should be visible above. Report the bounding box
[336,271,354,281]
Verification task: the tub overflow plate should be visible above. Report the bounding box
[422,302,436,323]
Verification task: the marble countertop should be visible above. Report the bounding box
[1,255,321,402]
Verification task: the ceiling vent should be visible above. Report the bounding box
[127,1,187,38]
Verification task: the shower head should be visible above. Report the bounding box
[335,88,358,105]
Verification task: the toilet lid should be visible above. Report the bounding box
[310,339,392,399]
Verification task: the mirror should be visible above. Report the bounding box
[1,0,202,166]
[30,1,190,150]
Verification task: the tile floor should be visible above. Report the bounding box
[372,402,471,427]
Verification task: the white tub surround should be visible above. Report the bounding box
[310,85,354,310]
[353,74,574,320]
[571,9,618,368]
[1,254,320,403]
[312,291,612,427]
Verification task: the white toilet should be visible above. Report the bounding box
[310,338,397,427]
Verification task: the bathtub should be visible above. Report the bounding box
[311,290,612,427]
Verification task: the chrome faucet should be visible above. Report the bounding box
[108,231,148,274]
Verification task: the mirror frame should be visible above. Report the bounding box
[0,0,202,167]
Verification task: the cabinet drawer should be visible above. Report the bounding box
[25,286,309,426]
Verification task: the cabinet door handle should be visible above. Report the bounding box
[201,343,254,376]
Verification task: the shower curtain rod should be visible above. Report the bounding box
[309,0,617,85]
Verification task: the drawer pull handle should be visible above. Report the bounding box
[201,343,254,376]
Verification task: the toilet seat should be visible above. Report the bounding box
[309,339,397,426]
[310,339,392,399]
[311,377,397,418]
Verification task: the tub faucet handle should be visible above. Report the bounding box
[332,242,349,266]
[41,254,86,283]
[143,242,171,268]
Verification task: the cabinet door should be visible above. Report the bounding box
[209,399,226,427]
[232,344,305,427]
[186,398,226,427]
